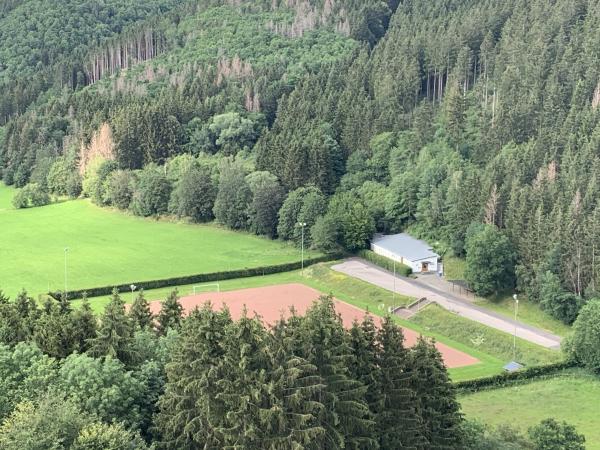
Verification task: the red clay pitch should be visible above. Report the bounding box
[148,283,479,369]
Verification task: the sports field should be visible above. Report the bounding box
[460,369,600,449]
[0,184,319,298]
[78,262,566,380]
[145,283,479,369]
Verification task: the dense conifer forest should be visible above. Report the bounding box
[1,0,599,446]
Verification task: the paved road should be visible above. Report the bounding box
[332,258,562,350]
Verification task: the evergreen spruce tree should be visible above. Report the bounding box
[72,293,97,353]
[155,305,232,449]
[270,315,327,447]
[157,290,183,335]
[406,338,463,449]
[296,296,378,449]
[33,301,77,358]
[59,291,72,315]
[377,316,423,449]
[129,289,154,331]
[215,312,277,447]
[88,288,135,365]
[348,316,381,415]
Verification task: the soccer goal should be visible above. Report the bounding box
[192,283,221,295]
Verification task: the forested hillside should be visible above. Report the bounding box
[2,0,600,327]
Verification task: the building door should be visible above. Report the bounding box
[421,262,429,272]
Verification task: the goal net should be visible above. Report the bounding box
[192,283,221,295]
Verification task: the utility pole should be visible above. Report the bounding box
[64,247,69,299]
[298,222,307,275]
[393,259,396,308]
[513,293,519,361]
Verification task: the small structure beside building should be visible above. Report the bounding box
[503,361,524,373]
[371,233,440,274]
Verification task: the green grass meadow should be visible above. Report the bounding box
[460,369,600,449]
[475,295,571,337]
[0,184,318,298]
[410,304,563,368]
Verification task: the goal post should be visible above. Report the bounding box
[192,283,220,295]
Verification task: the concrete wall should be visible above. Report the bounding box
[371,243,438,273]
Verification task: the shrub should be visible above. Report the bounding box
[83,159,118,205]
[539,271,584,324]
[454,361,577,393]
[169,165,216,222]
[568,299,600,371]
[528,418,585,450]
[130,165,172,217]
[103,170,136,210]
[357,249,412,276]
[11,183,50,209]
[50,255,344,300]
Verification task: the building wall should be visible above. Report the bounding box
[410,257,438,274]
[371,243,439,273]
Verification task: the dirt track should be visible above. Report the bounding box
[148,283,479,369]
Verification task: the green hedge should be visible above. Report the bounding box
[49,254,344,300]
[357,249,413,277]
[454,360,578,393]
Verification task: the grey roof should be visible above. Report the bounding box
[503,361,524,372]
[371,233,439,262]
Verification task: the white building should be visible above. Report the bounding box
[371,233,440,274]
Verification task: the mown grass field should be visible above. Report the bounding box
[409,304,563,368]
[460,369,600,449]
[0,184,319,298]
[475,295,572,337]
[82,263,524,381]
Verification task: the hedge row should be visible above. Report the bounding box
[454,360,578,393]
[357,249,413,277]
[50,253,345,300]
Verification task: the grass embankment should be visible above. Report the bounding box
[475,295,571,337]
[409,304,562,368]
[460,369,600,449]
[83,263,519,381]
[443,253,570,337]
[0,194,320,298]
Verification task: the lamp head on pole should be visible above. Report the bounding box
[130,284,137,292]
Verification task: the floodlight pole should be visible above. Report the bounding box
[298,222,307,275]
[393,259,396,308]
[513,294,519,361]
[64,247,69,299]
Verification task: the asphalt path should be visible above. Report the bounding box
[332,258,562,350]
